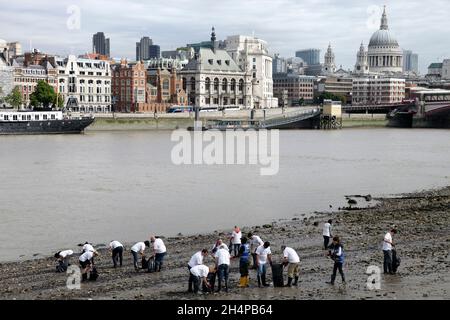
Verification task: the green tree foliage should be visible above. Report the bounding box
[55,93,65,110]
[30,80,56,109]
[5,86,23,109]
[314,92,346,105]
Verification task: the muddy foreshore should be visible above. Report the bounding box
[0,187,449,300]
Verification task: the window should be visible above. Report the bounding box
[214,78,219,91]
[238,79,244,92]
[163,80,170,90]
[222,79,228,92]
[190,77,196,91]
[35,115,39,120]
[205,78,211,91]
[13,115,18,121]
[231,79,236,92]
[43,115,48,120]
[51,114,56,120]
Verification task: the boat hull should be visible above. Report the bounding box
[0,118,95,135]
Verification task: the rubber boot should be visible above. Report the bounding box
[287,277,293,287]
[238,277,246,288]
[293,276,299,286]
[257,275,261,288]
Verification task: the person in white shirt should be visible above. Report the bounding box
[211,239,228,254]
[150,236,167,272]
[79,250,98,281]
[109,240,124,268]
[82,242,95,253]
[131,240,150,271]
[323,220,333,250]
[281,245,300,287]
[54,249,74,272]
[189,264,213,294]
[188,249,209,293]
[383,228,397,274]
[188,249,209,270]
[248,232,264,269]
[256,242,272,287]
[230,226,242,257]
[215,244,231,292]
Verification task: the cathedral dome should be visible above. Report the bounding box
[368,6,399,48]
[369,29,398,47]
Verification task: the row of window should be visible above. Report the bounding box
[205,98,244,105]
[1,114,57,121]
[14,78,57,84]
[114,71,146,77]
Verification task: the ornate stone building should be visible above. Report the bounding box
[180,28,252,108]
[354,42,369,75]
[322,44,336,75]
[367,6,403,74]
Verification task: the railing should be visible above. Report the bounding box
[259,108,321,128]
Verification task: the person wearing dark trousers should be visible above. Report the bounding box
[383,228,397,274]
[248,232,263,270]
[323,220,333,250]
[109,240,124,268]
[189,264,212,294]
[151,236,167,272]
[256,242,272,287]
[187,249,209,293]
[326,236,346,285]
[238,237,251,287]
[79,250,98,282]
[54,250,73,272]
[130,241,150,271]
[229,226,242,257]
[215,244,231,292]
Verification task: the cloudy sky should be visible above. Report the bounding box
[1,0,449,74]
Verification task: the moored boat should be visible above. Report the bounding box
[0,110,94,135]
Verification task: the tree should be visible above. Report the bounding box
[0,86,3,104]
[30,80,56,110]
[314,92,346,105]
[55,93,65,110]
[5,86,23,109]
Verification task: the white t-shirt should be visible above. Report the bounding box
[59,250,73,258]
[215,248,231,266]
[251,235,264,250]
[256,245,271,265]
[323,223,332,237]
[153,238,167,254]
[231,230,242,244]
[190,264,210,278]
[79,251,94,262]
[131,242,146,253]
[82,243,95,253]
[188,251,204,268]
[283,247,300,263]
[383,232,393,251]
[109,241,123,249]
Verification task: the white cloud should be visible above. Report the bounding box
[0,0,449,74]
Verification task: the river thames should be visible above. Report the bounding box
[0,128,449,261]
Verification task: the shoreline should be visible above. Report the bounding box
[0,186,449,300]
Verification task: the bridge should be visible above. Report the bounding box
[342,102,414,114]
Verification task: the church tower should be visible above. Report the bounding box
[323,43,336,75]
[354,42,369,75]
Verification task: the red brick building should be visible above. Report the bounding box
[112,60,187,112]
[112,60,146,112]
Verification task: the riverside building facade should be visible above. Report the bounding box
[55,55,112,112]
[180,28,252,108]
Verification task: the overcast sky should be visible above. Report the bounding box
[1,0,449,74]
